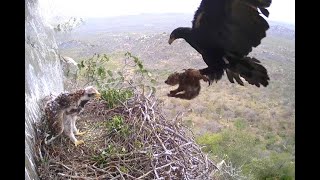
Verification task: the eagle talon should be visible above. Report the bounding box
[75,140,84,147]
[76,131,87,136]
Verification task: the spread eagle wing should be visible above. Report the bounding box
[192,0,271,56]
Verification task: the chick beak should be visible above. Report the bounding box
[95,92,101,99]
[168,37,175,45]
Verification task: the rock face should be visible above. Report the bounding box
[25,0,64,179]
[59,55,78,76]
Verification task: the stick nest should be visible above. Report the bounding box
[34,91,217,179]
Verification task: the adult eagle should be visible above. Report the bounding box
[168,0,271,87]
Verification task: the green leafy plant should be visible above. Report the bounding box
[92,144,115,167]
[107,115,130,137]
[54,17,84,33]
[76,53,111,86]
[75,52,157,107]
[101,89,133,109]
[124,52,157,91]
[196,127,295,179]
[243,152,295,180]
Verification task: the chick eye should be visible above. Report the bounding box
[88,93,94,97]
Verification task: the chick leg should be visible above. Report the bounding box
[71,115,86,136]
[65,114,84,146]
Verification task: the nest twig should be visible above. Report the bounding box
[34,90,217,179]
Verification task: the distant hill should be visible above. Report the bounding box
[75,13,192,34]
[71,13,294,40]
[56,13,294,66]
[267,21,295,40]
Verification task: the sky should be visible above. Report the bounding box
[39,0,295,25]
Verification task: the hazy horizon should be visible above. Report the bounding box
[39,0,295,25]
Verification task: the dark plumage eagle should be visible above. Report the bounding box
[168,0,272,87]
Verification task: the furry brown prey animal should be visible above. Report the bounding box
[44,86,101,147]
[168,0,272,87]
[165,69,209,100]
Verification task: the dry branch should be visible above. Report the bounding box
[34,90,217,179]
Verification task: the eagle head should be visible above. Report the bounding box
[83,86,101,100]
[77,86,101,108]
